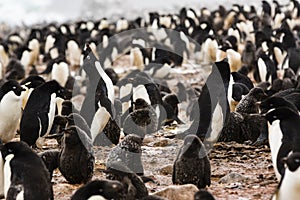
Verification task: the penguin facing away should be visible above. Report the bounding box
[0,80,25,143]
[173,135,211,189]
[0,141,53,200]
[20,80,67,148]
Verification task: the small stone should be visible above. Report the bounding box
[219,172,247,184]
[240,155,248,160]
[153,184,198,200]
[149,139,171,147]
[158,165,173,175]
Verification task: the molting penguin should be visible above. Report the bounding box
[71,179,125,200]
[173,135,211,189]
[123,98,158,139]
[0,141,53,200]
[104,161,148,200]
[39,150,60,180]
[20,80,67,148]
[59,125,94,184]
[0,80,25,143]
[106,134,144,176]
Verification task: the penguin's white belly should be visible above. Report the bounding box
[277,168,300,200]
[90,106,111,142]
[269,120,282,181]
[88,195,106,200]
[4,154,14,198]
[133,85,151,105]
[46,93,57,136]
[0,92,22,142]
[52,62,69,87]
[208,101,224,142]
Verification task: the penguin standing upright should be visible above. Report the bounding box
[178,59,231,143]
[59,125,94,184]
[0,80,24,143]
[173,135,211,189]
[80,45,119,146]
[262,107,300,180]
[0,141,53,200]
[106,134,144,176]
[20,80,66,148]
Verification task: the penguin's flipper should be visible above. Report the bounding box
[277,142,292,176]
[6,184,23,200]
[38,113,49,137]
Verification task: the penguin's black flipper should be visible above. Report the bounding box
[277,142,293,176]
[38,113,49,137]
[6,184,23,200]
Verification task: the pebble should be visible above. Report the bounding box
[153,184,198,200]
[219,172,247,184]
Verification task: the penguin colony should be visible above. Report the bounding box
[0,0,299,199]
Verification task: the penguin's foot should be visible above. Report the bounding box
[252,138,268,146]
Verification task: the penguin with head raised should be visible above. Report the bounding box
[0,141,53,200]
[0,80,24,143]
[71,179,125,200]
[80,45,119,146]
[20,80,67,148]
[173,135,211,189]
[59,125,94,184]
[106,134,144,176]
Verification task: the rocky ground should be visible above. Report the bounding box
[48,56,277,200]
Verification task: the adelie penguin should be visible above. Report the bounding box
[71,179,125,200]
[178,59,231,143]
[20,80,67,148]
[0,141,53,200]
[59,125,94,184]
[261,107,300,181]
[0,80,25,143]
[106,134,144,176]
[272,152,300,200]
[104,161,148,200]
[173,135,211,189]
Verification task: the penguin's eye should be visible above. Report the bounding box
[294,158,300,163]
[12,86,16,90]
[7,149,12,153]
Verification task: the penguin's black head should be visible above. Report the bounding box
[46,80,67,99]
[0,80,25,98]
[20,75,46,89]
[249,87,267,100]
[283,152,300,172]
[163,94,180,105]
[182,135,206,158]
[81,180,125,199]
[194,189,215,200]
[259,96,298,114]
[62,100,77,116]
[134,98,150,110]
[263,107,298,124]
[0,141,31,159]
[62,126,80,145]
[123,134,143,146]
